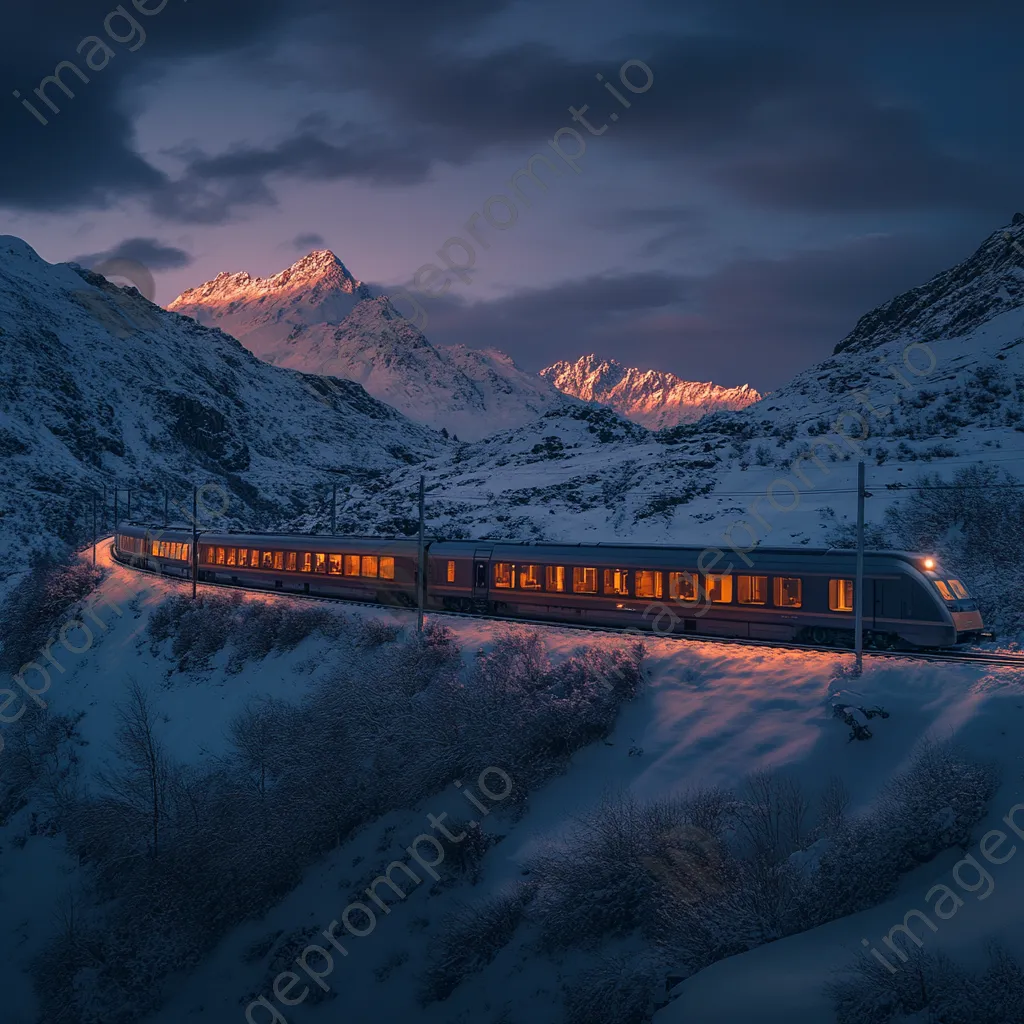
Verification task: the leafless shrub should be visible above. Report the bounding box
[0,548,103,674]
[530,789,728,951]
[419,883,533,1004]
[354,616,402,648]
[735,768,808,862]
[561,952,665,1024]
[827,945,1024,1024]
[794,740,999,928]
[817,775,850,836]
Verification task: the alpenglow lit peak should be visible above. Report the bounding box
[167,250,373,341]
[541,354,762,430]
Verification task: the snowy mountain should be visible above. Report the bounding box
[0,237,442,569]
[541,354,762,429]
[166,249,373,347]
[168,253,565,441]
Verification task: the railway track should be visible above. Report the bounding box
[107,543,1024,669]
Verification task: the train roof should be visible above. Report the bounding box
[114,524,932,564]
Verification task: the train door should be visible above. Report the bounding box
[473,547,493,608]
[872,578,902,627]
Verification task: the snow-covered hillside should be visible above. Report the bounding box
[0,237,442,573]
[168,252,566,441]
[2,552,1022,1024]
[542,354,762,429]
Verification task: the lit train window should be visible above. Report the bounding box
[226,548,237,567]
[635,570,662,599]
[314,553,327,573]
[380,557,395,580]
[573,567,597,594]
[519,565,542,589]
[362,556,379,577]
[603,569,629,596]
[344,555,360,576]
[238,549,248,567]
[706,574,733,603]
[300,552,312,572]
[668,572,698,602]
[829,579,854,612]
[494,563,514,588]
[774,577,802,608]
[262,551,274,569]
[447,560,456,583]
[328,554,343,575]
[202,546,213,564]
[286,552,297,572]
[216,547,226,566]
[934,580,953,601]
[183,545,190,563]
[947,580,969,599]
[250,549,259,568]
[738,576,767,605]
[546,566,565,592]
[273,552,284,571]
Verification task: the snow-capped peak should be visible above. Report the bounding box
[541,354,762,430]
[834,214,1024,356]
[168,249,370,313]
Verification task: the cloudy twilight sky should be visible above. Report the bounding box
[1,0,1020,391]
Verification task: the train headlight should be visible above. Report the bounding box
[923,557,936,570]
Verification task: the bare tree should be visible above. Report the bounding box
[736,769,807,862]
[818,775,850,836]
[97,677,170,860]
[228,698,286,802]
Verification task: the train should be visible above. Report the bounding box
[112,524,986,649]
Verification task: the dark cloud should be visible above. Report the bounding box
[153,28,1018,222]
[2,0,1017,225]
[0,0,514,214]
[73,236,193,270]
[291,232,326,250]
[414,227,985,387]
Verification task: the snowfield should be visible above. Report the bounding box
[2,547,1023,1024]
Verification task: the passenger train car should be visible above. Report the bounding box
[113,524,985,649]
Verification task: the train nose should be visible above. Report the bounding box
[952,610,984,631]
[953,610,984,642]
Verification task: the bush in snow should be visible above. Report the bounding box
[534,746,997,989]
[529,788,731,951]
[418,882,534,1004]
[147,592,345,672]
[828,945,1024,1024]
[0,548,102,674]
[561,952,666,1024]
[793,740,999,929]
[354,616,403,648]
[0,705,86,826]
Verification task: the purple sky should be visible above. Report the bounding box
[2,0,1021,390]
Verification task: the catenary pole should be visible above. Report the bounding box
[854,460,865,673]
[417,475,426,632]
[192,485,199,600]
